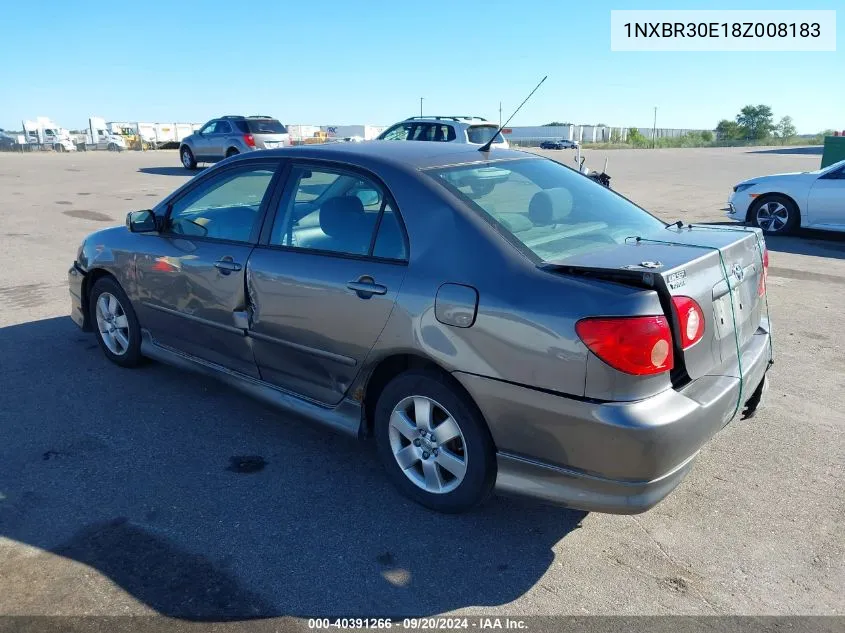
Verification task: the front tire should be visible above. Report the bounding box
[89,277,143,368]
[749,194,799,235]
[374,370,496,513]
[180,146,197,170]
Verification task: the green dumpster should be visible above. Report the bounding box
[821,136,845,168]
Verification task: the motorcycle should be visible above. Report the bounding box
[575,148,612,189]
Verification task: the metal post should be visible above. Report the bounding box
[499,102,502,127]
[420,98,424,117]
[652,106,657,149]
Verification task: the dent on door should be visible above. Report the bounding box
[244,250,407,405]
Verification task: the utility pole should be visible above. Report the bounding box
[499,101,502,127]
[420,97,424,117]
[652,106,657,149]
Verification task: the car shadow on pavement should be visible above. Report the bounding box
[0,316,586,620]
[744,146,823,156]
[138,167,206,177]
[697,221,845,262]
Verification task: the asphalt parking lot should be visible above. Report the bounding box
[0,146,842,619]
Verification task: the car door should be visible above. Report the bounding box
[246,163,409,405]
[134,159,282,376]
[192,120,217,160]
[208,120,233,160]
[807,165,845,228]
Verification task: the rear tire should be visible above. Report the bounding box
[374,370,496,513]
[180,146,197,170]
[89,277,143,368]
[749,194,799,235]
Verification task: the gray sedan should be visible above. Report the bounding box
[69,142,773,514]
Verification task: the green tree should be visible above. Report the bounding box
[701,130,714,143]
[736,105,775,140]
[627,127,649,147]
[716,119,742,140]
[542,121,571,126]
[775,116,796,144]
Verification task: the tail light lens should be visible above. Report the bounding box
[576,316,673,375]
[757,248,769,296]
[243,134,256,147]
[672,296,705,349]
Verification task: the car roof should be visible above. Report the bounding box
[246,141,532,171]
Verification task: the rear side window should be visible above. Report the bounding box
[466,125,504,144]
[215,121,232,134]
[247,119,287,134]
[271,166,407,260]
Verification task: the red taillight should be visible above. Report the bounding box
[672,296,705,349]
[575,316,674,375]
[757,248,769,296]
[243,133,256,147]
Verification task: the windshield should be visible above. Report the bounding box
[466,125,504,144]
[429,158,666,262]
[247,119,287,134]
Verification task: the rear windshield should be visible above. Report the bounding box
[246,119,287,134]
[429,158,666,262]
[466,125,504,144]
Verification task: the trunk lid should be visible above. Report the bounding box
[548,226,766,382]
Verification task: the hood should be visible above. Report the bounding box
[738,171,813,185]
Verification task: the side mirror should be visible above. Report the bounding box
[126,210,157,233]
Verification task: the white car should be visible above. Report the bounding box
[377,116,510,195]
[726,159,845,234]
[377,116,509,148]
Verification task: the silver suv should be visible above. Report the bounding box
[179,115,290,170]
[377,116,509,148]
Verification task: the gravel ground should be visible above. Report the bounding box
[0,146,842,620]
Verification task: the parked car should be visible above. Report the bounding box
[69,142,772,514]
[378,116,510,194]
[0,130,17,151]
[179,115,290,169]
[540,139,579,150]
[727,158,845,234]
[377,115,508,148]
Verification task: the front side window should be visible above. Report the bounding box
[271,166,406,259]
[379,123,414,141]
[429,158,665,263]
[167,165,276,242]
[199,121,218,135]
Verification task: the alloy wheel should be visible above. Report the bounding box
[181,149,192,168]
[95,292,131,356]
[756,201,790,232]
[388,395,468,494]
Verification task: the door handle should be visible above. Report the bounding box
[347,277,387,297]
[214,258,243,274]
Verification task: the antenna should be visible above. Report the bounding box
[479,75,547,152]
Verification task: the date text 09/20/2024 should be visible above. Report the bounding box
[308,618,528,630]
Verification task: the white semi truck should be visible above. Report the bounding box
[78,117,127,151]
[22,117,77,152]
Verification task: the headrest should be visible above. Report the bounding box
[528,188,574,225]
[320,196,365,237]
